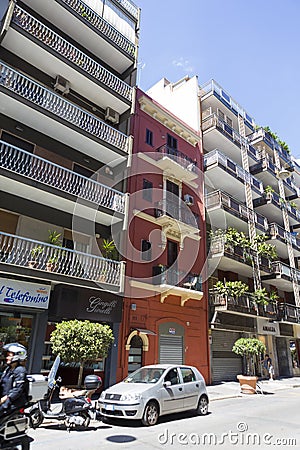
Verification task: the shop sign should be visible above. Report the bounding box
[169,328,176,335]
[257,318,279,335]
[0,278,50,309]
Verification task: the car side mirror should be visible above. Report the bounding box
[163,381,171,388]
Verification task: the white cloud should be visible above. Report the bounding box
[172,57,194,74]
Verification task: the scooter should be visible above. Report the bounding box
[27,356,102,431]
[0,408,32,449]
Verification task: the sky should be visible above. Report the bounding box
[135,0,300,158]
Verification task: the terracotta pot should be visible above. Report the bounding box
[237,375,258,394]
[28,261,37,269]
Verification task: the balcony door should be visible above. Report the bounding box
[167,240,178,284]
[166,180,180,220]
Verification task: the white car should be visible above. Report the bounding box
[98,364,209,426]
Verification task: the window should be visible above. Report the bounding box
[1,131,34,153]
[164,368,180,385]
[167,133,177,150]
[141,239,151,261]
[145,129,153,146]
[180,367,196,383]
[142,179,153,202]
[226,116,233,128]
[73,163,94,179]
[217,109,225,121]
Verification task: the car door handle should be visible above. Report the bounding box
[196,384,199,388]
[178,387,183,391]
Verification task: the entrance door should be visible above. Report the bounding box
[276,337,291,377]
[128,335,143,374]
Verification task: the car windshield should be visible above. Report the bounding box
[124,367,165,384]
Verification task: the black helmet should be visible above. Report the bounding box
[3,342,27,362]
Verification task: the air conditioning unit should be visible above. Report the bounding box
[54,75,70,95]
[105,107,119,124]
[184,194,194,206]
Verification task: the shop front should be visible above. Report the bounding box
[47,284,123,387]
[0,277,50,373]
[257,317,280,378]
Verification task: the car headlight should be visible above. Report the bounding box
[100,391,106,400]
[120,393,142,402]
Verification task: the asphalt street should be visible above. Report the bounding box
[29,388,300,450]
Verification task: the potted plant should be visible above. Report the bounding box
[232,337,266,394]
[28,245,44,268]
[264,185,275,199]
[100,238,117,260]
[46,255,59,272]
[47,230,63,271]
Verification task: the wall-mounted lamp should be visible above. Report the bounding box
[277,168,292,180]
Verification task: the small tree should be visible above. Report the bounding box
[50,320,114,387]
[232,338,266,376]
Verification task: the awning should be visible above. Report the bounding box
[135,328,156,336]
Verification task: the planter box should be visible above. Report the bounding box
[237,375,258,394]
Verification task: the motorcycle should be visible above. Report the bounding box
[27,356,102,432]
[0,408,32,449]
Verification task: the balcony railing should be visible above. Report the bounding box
[156,144,196,172]
[209,292,257,315]
[204,150,263,193]
[269,223,300,251]
[0,232,123,288]
[60,0,136,58]
[199,80,255,128]
[277,303,300,323]
[114,0,139,19]
[0,62,129,153]
[0,140,126,214]
[205,190,268,231]
[152,266,202,292]
[155,199,199,228]
[248,128,291,163]
[13,6,132,103]
[202,113,248,147]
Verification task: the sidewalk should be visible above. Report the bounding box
[207,376,300,401]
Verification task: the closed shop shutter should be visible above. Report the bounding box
[212,330,242,383]
[159,335,183,364]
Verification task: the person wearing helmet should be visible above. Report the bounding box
[0,343,28,418]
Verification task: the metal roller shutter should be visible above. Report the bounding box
[159,335,183,364]
[212,330,242,383]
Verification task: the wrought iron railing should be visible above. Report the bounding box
[156,144,196,172]
[209,292,257,315]
[13,6,132,103]
[269,223,300,251]
[152,266,202,291]
[114,0,139,19]
[0,62,128,153]
[0,140,126,214]
[248,128,291,163]
[60,0,136,58]
[155,199,199,228]
[0,231,123,288]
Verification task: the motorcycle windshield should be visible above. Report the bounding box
[48,355,61,388]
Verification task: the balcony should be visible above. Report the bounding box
[204,150,263,201]
[137,144,198,185]
[253,192,300,228]
[130,267,203,306]
[0,231,124,291]
[0,140,126,221]
[250,157,297,197]
[0,62,129,164]
[209,240,272,279]
[248,128,291,164]
[261,261,300,292]
[199,80,255,131]
[20,0,137,72]
[209,292,257,316]
[268,223,300,258]
[205,190,268,233]
[5,6,133,113]
[277,303,300,323]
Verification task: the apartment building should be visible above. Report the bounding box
[146,76,300,384]
[117,86,210,383]
[0,0,139,386]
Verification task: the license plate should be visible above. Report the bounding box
[106,404,115,411]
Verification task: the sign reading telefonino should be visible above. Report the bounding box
[0,278,50,309]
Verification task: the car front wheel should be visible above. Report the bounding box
[142,401,159,426]
[197,395,208,416]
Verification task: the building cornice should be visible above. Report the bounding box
[138,95,200,146]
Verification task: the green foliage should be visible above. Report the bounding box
[214,280,249,299]
[257,241,277,260]
[269,291,279,303]
[101,239,117,260]
[50,320,114,386]
[232,338,266,376]
[31,245,44,260]
[48,230,62,246]
[264,185,275,195]
[252,288,269,305]
[232,338,266,357]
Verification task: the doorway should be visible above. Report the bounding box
[128,334,143,374]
